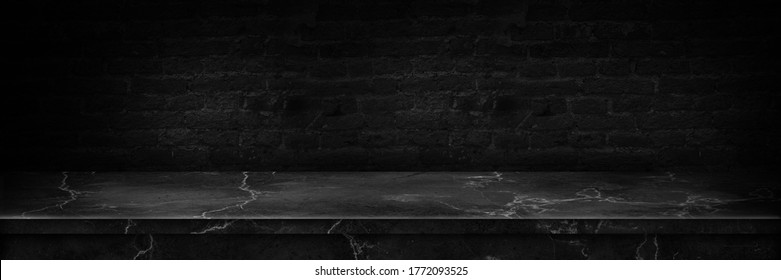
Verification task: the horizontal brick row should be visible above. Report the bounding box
[10,37,777,59]
[7,75,779,102]
[12,18,779,46]
[8,126,775,149]
[4,144,778,171]
[15,0,778,23]
[8,57,778,80]
[6,107,777,132]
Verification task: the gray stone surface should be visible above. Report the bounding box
[2,171,778,219]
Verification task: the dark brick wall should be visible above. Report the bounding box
[3,0,779,171]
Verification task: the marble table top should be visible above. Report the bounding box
[1,171,779,219]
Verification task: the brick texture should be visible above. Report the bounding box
[3,0,779,171]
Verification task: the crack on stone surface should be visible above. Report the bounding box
[594,220,605,233]
[434,186,609,218]
[538,220,579,234]
[327,219,343,234]
[487,185,778,218]
[342,233,374,260]
[133,234,154,260]
[463,171,504,203]
[191,220,236,234]
[485,187,602,217]
[199,171,274,219]
[664,194,724,217]
[465,171,503,182]
[437,201,465,212]
[635,233,648,260]
[393,172,427,179]
[124,219,136,234]
[21,172,84,218]
[653,234,659,260]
